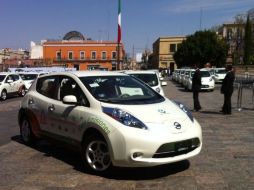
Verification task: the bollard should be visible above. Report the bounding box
[252,83,254,109]
[236,82,242,111]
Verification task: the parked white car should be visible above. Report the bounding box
[200,69,215,91]
[184,69,195,91]
[19,72,47,90]
[18,71,202,173]
[213,68,226,83]
[0,72,26,100]
[123,70,166,96]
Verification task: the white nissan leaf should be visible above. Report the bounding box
[18,71,202,173]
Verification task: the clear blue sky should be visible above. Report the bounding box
[0,0,253,55]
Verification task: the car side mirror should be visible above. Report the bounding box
[159,77,164,81]
[63,95,77,105]
[161,81,167,86]
[6,79,14,83]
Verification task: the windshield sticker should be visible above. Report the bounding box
[88,117,110,134]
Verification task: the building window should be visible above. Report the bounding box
[101,51,107,60]
[80,51,85,60]
[112,51,117,60]
[68,51,73,60]
[56,51,61,60]
[91,51,96,60]
[169,44,177,53]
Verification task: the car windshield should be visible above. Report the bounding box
[200,71,211,77]
[79,75,165,105]
[0,75,6,82]
[19,74,38,80]
[216,69,226,74]
[128,73,159,87]
[190,71,195,78]
[185,71,190,76]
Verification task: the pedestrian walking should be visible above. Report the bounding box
[192,65,202,111]
[220,65,235,115]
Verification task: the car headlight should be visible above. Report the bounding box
[102,107,148,130]
[209,77,213,81]
[172,100,194,122]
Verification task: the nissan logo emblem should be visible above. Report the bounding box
[174,122,181,129]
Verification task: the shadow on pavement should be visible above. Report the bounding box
[11,135,190,180]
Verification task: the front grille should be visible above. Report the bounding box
[153,138,200,158]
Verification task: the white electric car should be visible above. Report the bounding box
[0,72,26,100]
[19,72,47,90]
[18,71,202,173]
[123,70,166,96]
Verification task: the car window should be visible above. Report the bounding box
[12,74,20,81]
[0,75,6,82]
[129,73,159,87]
[80,75,164,105]
[20,74,38,80]
[36,76,59,99]
[200,71,211,77]
[216,69,226,74]
[59,76,89,107]
[6,75,14,82]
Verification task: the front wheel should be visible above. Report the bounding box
[0,90,7,100]
[20,117,36,145]
[81,135,111,173]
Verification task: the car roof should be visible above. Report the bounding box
[123,70,157,74]
[43,71,128,78]
[0,72,18,75]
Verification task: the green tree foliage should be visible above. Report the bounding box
[244,14,253,65]
[174,30,228,68]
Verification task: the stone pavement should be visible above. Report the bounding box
[0,79,253,190]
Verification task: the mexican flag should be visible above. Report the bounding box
[117,0,121,43]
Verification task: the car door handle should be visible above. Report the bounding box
[48,105,55,112]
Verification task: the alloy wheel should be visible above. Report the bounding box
[85,140,111,171]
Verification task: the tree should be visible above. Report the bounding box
[244,14,253,65]
[174,30,228,68]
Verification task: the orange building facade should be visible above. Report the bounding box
[43,40,124,71]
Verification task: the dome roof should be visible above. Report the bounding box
[63,31,85,40]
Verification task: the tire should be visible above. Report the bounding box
[19,86,26,97]
[81,135,111,173]
[0,90,7,101]
[20,117,36,145]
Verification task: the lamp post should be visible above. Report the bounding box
[3,48,7,71]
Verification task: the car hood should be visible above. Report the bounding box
[100,98,189,124]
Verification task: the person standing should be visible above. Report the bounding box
[221,65,235,115]
[192,65,202,111]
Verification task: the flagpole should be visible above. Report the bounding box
[117,0,121,70]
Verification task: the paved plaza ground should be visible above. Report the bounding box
[0,79,253,190]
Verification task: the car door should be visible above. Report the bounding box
[5,75,15,93]
[29,75,59,134]
[47,76,89,143]
[11,74,23,93]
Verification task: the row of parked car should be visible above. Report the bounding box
[0,72,47,100]
[172,68,227,91]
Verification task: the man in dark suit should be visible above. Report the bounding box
[192,65,202,111]
[221,65,235,115]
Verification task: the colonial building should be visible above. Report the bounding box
[149,36,186,71]
[42,31,124,71]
